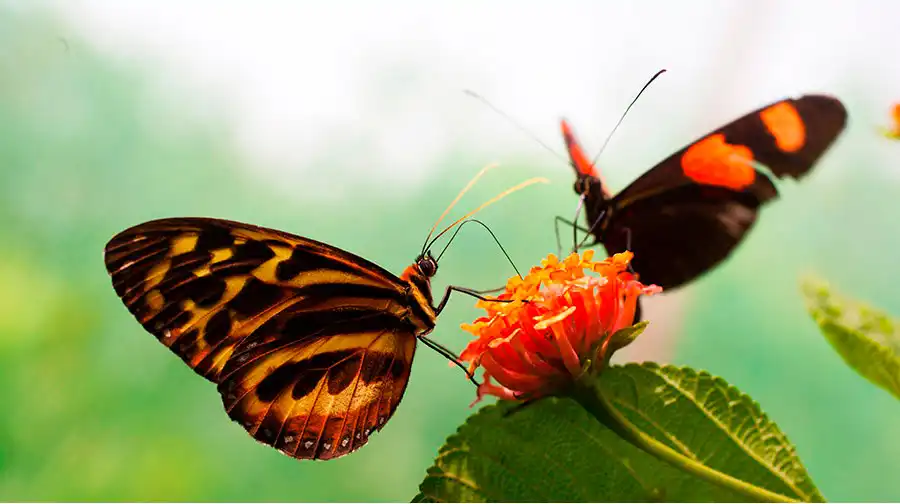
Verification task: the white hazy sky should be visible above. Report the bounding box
[40,0,900,194]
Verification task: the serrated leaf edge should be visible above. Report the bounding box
[418,399,657,502]
[617,362,821,502]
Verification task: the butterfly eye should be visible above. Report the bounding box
[418,256,438,277]
[573,177,591,195]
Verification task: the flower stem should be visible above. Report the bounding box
[569,375,799,503]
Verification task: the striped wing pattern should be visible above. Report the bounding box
[104,217,422,459]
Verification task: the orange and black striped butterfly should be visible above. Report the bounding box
[559,94,847,291]
[103,171,543,460]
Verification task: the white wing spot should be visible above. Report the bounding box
[303,440,313,449]
[284,435,295,443]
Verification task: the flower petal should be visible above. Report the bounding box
[459,249,660,402]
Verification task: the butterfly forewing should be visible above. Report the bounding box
[561,119,596,178]
[104,217,428,460]
[614,94,846,202]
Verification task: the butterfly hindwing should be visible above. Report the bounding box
[104,217,423,459]
[219,316,415,460]
[602,185,762,289]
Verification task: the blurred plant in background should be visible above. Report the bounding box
[883,104,900,140]
[2,3,900,502]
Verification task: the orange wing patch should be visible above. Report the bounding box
[681,134,755,191]
[561,119,597,177]
[759,102,806,152]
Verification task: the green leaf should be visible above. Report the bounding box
[416,363,822,502]
[803,280,900,399]
[607,320,650,353]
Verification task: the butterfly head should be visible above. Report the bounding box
[573,174,594,196]
[416,251,439,278]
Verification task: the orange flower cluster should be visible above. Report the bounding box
[460,250,660,404]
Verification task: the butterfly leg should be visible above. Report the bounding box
[622,226,632,250]
[471,285,505,295]
[427,287,524,388]
[619,226,639,276]
[434,285,514,316]
[417,334,479,386]
[554,216,592,256]
[617,225,643,322]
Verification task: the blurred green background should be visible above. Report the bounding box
[2,2,899,502]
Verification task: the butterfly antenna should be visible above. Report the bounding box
[465,89,568,164]
[426,176,549,252]
[591,68,667,166]
[422,162,500,255]
[436,218,523,279]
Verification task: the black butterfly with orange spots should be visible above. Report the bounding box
[559,95,847,292]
